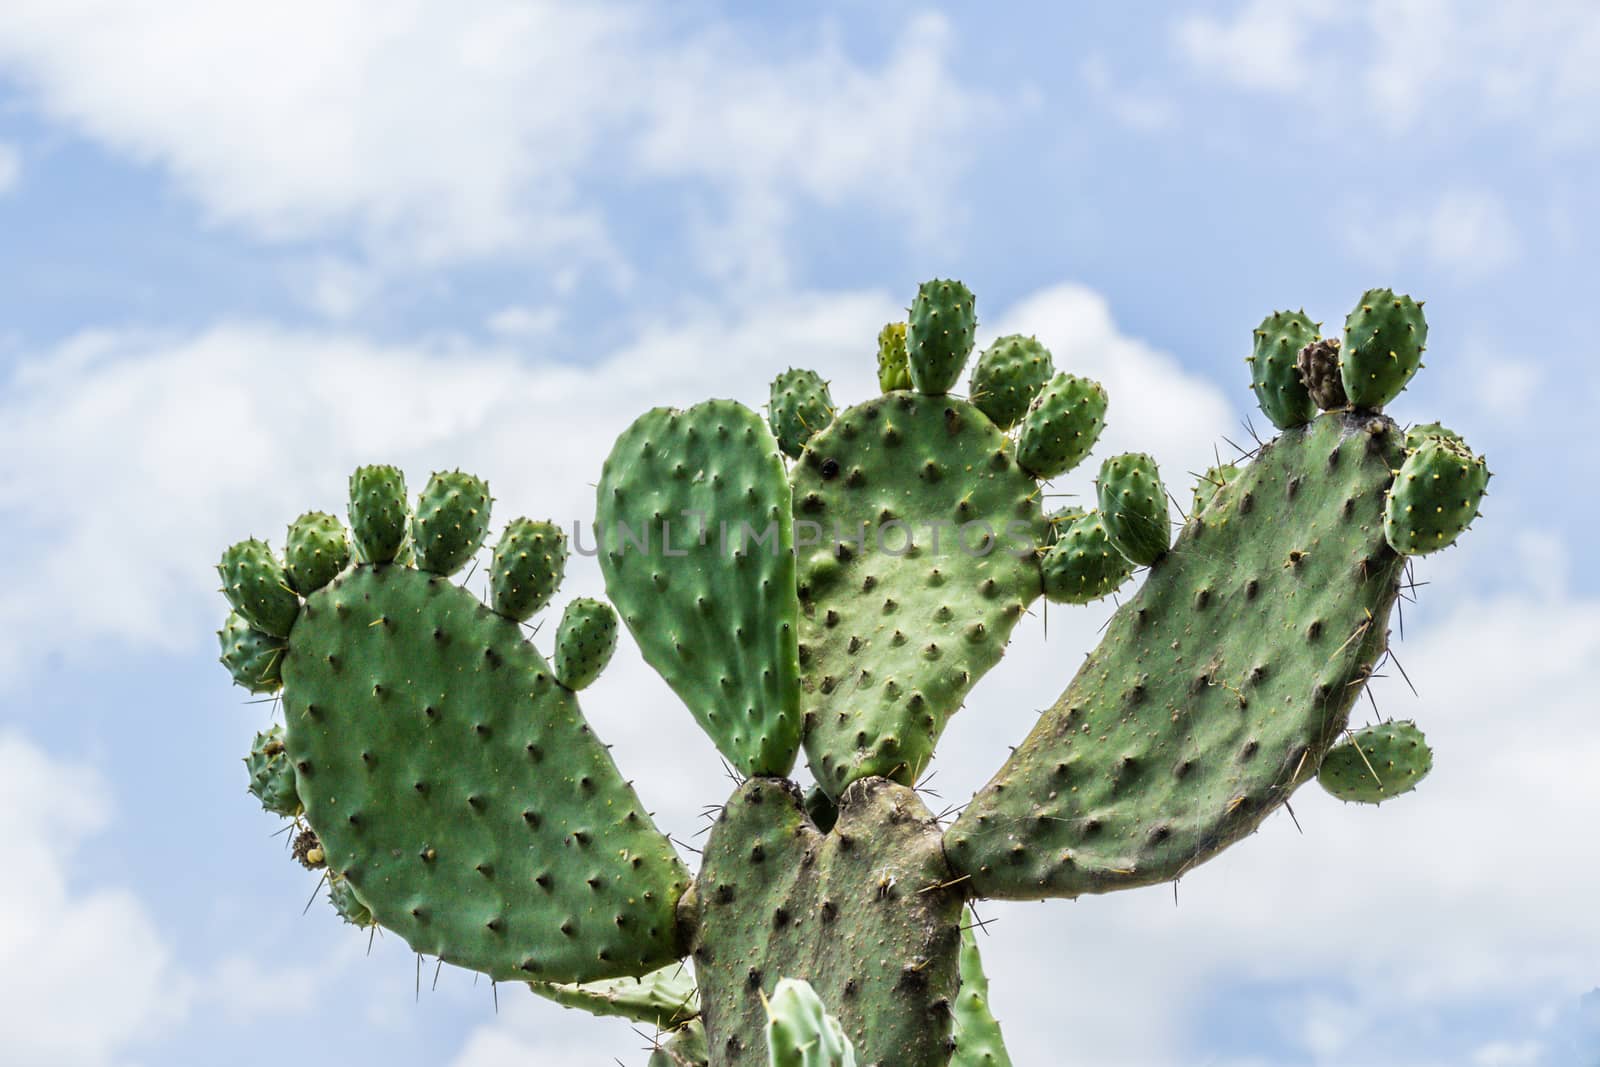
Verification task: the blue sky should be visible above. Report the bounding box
[0,3,1595,1065]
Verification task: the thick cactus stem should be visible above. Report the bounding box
[1384,435,1488,556]
[906,279,977,395]
[770,369,836,459]
[877,323,911,393]
[489,518,567,621]
[969,335,1054,430]
[244,724,300,817]
[1095,452,1171,566]
[284,511,351,595]
[412,470,492,576]
[1340,288,1426,410]
[553,597,619,691]
[348,464,409,564]
[1318,720,1432,803]
[1247,310,1319,430]
[1014,372,1108,480]
[765,978,858,1067]
[691,777,962,1067]
[219,538,300,637]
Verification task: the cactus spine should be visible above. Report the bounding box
[212,279,1485,1065]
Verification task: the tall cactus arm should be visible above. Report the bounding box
[945,410,1407,897]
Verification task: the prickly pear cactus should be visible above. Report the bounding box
[212,279,1487,1066]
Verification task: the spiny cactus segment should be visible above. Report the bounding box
[1095,451,1172,566]
[244,724,300,817]
[596,399,803,778]
[906,279,977,395]
[348,463,408,563]
[969,334,1054,429]
[489,517,566,621]
[876,322,911,393]
[951,910,1013,1067]
[284,511,351,595]
[1014,372,1108,480]
[1248,309,1319,430]
[554,596,620,691]
[213,278,1487,1065]
[1318,720,1433,804]
[769,368,836,459]
[411,470,491,575]
[1341,288,1427,409]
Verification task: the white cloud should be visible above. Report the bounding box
[0,732,190,1066]
[1341,186,1521,278]
[1080,56,1176,133]
[0,3,990,284]
[1174,0,1332,93]
[0,141,19,195]
[485,304,562,341]
[1175,1,1600,145]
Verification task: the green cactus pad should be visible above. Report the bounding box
[553,597,619,691]
[1404,420,1466,453]
[951,910,1013,1067]
[1096,452,1171,566]
[412,470,492,576]
[1014,373,1108,481]
[969,335,1054,430]
[906,279,977,395]
[1044,505,1088,540]
[348,464,409,564]
[219,610,286,693]
[1318,720,1432,804]
[530,962,698,1029]
[946,411,1407,898]
[489,518,567,622]
[1040,510,1134,605]
[690,777,962,1067]
[1247,310,1319,430]
[1190,464,1241,517]
[597,400,803,777]
[765,978,858,1067]
[651,1021,710,1067]
[282,564,689,983]
[1384,436,1488,556]
[329,876,374,927]
[770,369,836,459]
[791,393,1047,797]
[1296,337,1347,411]
[284,511,351,595]
[219,539,300,637]
[1340,289,1427,410]
[244,724,300,817]
[876,323,911,393]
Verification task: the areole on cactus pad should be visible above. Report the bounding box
[213,278,1484,1066]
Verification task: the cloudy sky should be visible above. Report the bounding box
[1,2,1596,1065]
